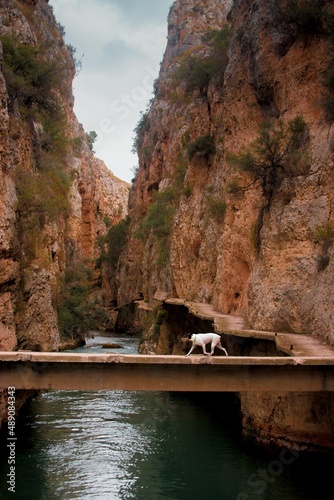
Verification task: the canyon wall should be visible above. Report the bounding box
[0,0,129,428]
[119,0,334,344]
[0,2,129,352]
[117,0,334,450]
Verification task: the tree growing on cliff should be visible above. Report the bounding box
[86,130,97,152]
[227,116,310,253]
[228,116,309,207]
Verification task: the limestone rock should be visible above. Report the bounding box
[0,0,129,355]
[118,0,334,345]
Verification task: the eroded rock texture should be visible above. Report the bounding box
[0,0,129,426]
[119,0,334,344]
[0,0,129,354]
[117,0,334,451]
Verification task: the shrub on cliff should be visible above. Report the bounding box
[135,186,177,268]
[227,116,309,207]
[172,25,231,97]
[187,135,216,162]
[57,262,109,338]
[1,34,64,112]
[135,190,175,241]
[1,34,75,158]
[134,158,188,266]
[174,54,217,96]
[311,223,334,270]
[86,130,98,152]
[97,216,130,271]
[206,197,226,222]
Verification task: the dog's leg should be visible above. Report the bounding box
[217,341,228,356]
[185,344,195,356]
[209,338,219,355]
[200,342,210,355]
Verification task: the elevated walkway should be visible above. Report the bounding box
[162,297,334,357]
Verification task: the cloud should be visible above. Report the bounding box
[98,0,173,25]
[102,39,147,68]
[50,0,173,182]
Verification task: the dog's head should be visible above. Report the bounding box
[181,333,193,342]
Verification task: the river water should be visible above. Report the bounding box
[1,333,333,499]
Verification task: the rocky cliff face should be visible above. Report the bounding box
[118,0,334,345]
[117,0,334,451]
[0,0,129,355]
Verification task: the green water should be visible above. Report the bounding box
[1,335,333,499]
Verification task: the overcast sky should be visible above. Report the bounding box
[49,0,173,183]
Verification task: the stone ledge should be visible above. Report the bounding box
[1,352,334,365]
[162,297,334,357]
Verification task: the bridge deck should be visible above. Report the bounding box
[1,352,334,392]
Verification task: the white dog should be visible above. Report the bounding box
[181,333,228,356]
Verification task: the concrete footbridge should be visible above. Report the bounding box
[2,298,334,393]
[1,351,334,392]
